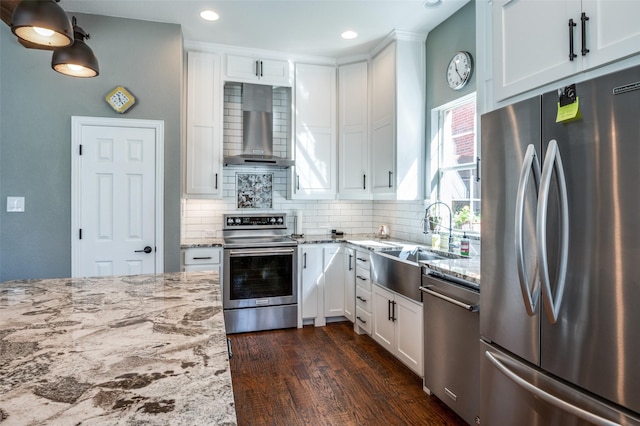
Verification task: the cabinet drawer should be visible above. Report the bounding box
[355,266,371,291]
[355,251,370,270]
[355,286,372,312]
[355,306,372,334]
[183,264,221,274]
[183,248,221,265]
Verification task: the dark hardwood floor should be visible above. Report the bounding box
[228,321,466,426]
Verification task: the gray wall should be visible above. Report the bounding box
[0,14,182,281]
[425,0,476,194]
[425,1,476,114]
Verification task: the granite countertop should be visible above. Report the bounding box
[181,238,225,249]
[180,233,481,285]
[309,234,481,286]
[0,272,236,425]
[420,256,481,286]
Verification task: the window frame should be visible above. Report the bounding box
[427,92,479,235]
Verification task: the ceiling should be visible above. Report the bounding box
[55,0,470,58]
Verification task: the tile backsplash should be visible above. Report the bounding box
[181,174,432,245]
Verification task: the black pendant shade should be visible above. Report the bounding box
[11,0,74,47]
[51,17,99,78]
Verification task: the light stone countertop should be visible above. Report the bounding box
[0,271,236,425]
[181,238,225,248]
[301,234,481,286]
[179,233,481,285]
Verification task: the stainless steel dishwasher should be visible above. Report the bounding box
[420,269,480,426]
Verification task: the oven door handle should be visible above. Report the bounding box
[228,248,296,256]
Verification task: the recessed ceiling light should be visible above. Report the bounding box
[423,0,442,7]
[341,30,358,40]
[200,10,219,21]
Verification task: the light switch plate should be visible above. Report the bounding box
[7,196,25,212]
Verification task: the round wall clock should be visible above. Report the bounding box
[446,51,473,90]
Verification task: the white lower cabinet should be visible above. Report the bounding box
[372,284,423,376]
[324,245,345,318]
[299,244,345,327]
[354,249,372,335]
[343,247,356,322]
[300,245,324,326]
[181,247,222,275]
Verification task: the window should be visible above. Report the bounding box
[429,93,480,234]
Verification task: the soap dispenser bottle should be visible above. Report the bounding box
[460,232,470,257]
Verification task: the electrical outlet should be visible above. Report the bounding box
[7,196,25,212]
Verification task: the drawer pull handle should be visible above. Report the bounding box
[356,296,367,302]
[356,316,367,324]
[357,275,367,281]
[193,256,212,260]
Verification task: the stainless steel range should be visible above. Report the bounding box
[222,213,298,334]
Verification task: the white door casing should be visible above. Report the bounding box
[71,116,164,277]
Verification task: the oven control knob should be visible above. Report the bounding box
[227,217,235,225]
[277,217,283,224]
[234,218,241,224]
[270,217,276,224]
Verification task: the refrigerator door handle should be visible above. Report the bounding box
[515,143,541,316]
[537,139,570,324]
[485,351,620,426]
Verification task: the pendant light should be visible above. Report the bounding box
[51,17,99,78]
[11,0,73,47]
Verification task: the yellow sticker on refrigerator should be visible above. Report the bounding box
[556,97,582,123]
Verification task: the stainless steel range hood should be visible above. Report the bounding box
[223,83,294,168]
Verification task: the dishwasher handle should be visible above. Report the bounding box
[419,285,479,312]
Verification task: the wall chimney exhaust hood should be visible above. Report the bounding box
[223,83,294,168]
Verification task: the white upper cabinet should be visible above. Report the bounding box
[371,44,395,197]
[493,0,640,102]
[225,54,292,86]
[581,1,640,70]
[291,63,337,199]
[184,51,223,198]
[370,36,425,200]
[338,61,370,199]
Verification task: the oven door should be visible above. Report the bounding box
[223,247,297,309]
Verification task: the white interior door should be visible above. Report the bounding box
[72,117,164,277]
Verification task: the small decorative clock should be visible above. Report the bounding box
[105,86,136,113]
[446,51,473,90]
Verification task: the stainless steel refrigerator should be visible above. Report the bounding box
[481,65,640,425]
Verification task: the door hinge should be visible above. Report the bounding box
[79,144,83,155]
[79,228,82,239]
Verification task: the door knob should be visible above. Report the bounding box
[135,246,153,254]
